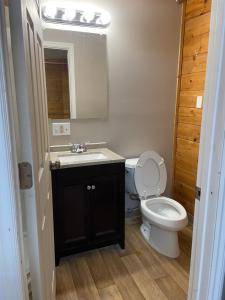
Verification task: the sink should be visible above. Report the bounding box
[58,152,107,164]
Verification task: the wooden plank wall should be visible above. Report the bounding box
[173,0,212,216]
[45,59,70,119]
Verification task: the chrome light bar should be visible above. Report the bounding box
[42,3,111,28]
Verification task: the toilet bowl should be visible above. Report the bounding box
[125,151,188,258]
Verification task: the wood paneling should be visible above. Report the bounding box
[178,107,202,125]
[177,123,201,142]
[174,182,195,216]
[183,32,209,57]
[173,1,211,216]
[180,72,206,91]
[184,13,211,40]
[55,223,192,299]
[186,0,212,20]
[175,165,197,190]
[182,53,208,74]
[179,91,204,107]
[45,59,70,119]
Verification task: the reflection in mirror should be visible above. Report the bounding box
[44,48,70,119]
[43,30,108,120]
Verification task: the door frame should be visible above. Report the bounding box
[188,0,225,298]
[0,2,28,300]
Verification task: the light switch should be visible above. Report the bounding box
[52,123,71,136]
[196,96,203,109]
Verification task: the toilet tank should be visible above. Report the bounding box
[125,158,139,195]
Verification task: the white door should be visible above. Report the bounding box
[8,0,55,299]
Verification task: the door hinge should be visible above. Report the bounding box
[49,160,61,170]
[195,186,201,201]
[18,162,33,190]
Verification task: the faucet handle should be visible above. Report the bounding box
[71,143,78,153]
[80,142,87,152]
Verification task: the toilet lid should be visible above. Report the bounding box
[134,151,167,199]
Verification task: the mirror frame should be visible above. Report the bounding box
[43,41,77,119]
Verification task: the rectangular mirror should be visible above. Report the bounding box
[43,30,108,120]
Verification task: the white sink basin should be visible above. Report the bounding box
[58,152,107,164]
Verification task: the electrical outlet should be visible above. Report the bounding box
[52,123,71,136]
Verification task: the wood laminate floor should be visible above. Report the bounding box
[56,223,192,300]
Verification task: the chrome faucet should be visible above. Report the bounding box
[71,143,87,153]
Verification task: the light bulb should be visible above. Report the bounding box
[44,4,57,19]
[62,8,76,21]
[98,11,111,26]
[82,10,95,23]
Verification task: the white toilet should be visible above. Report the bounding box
[125,151,188,258]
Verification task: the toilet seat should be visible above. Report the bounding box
[134,151,167,199]
[141,197,188,231]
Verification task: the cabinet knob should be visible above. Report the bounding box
[87,185,92,191]
[92,185,96,190]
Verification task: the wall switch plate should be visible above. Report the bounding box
[52,123,71,136]
[196,96,203,109]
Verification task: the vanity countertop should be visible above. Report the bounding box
[50,148,125,169]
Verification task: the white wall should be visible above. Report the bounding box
[47,0,181,195]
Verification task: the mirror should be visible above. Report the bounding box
[43,29,108,119]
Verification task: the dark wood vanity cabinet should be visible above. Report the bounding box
[51,163,125,264]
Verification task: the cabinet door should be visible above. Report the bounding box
[55,180,90,253]
[92,174,123,242]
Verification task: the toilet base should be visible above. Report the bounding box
[140,222,180,258]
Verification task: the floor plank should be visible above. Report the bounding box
[84,249,114,289]
[98,285,123,300]
[100,247,145,300]
[137,249,167,280]
[155,276,187,300]
[56,261,79,300]
[176,250,191,273]
[69,256,100,300]
[160,259,189,292]
[128,224,189,292]
[179,224,193,257]
[56,223,192,300]
[122,254,167,300]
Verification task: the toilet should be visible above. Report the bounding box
[125,151,188,258]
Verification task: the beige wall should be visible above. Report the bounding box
[48,0,181,195]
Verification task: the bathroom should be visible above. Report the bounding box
[0,0,217,299]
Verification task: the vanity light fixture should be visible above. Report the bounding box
[62,8,76,22]
[44,5,57,19]
[42,2,111,29]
